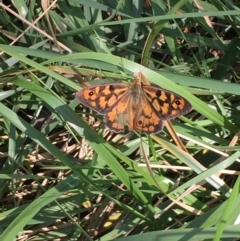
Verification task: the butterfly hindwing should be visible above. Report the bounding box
[133,93,164,134]
[104,92,132,133]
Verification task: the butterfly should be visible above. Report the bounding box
[76,72,192,134]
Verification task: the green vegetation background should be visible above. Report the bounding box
[0,0,240,240]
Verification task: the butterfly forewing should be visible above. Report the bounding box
[76,83,129,114]
[142,85,192,121]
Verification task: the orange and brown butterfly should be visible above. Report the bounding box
[75,72,192,134]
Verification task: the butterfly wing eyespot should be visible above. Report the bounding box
[134,113,164,134]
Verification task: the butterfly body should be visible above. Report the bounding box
[76,74,192,134]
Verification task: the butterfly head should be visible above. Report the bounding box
[133,71,150,85]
